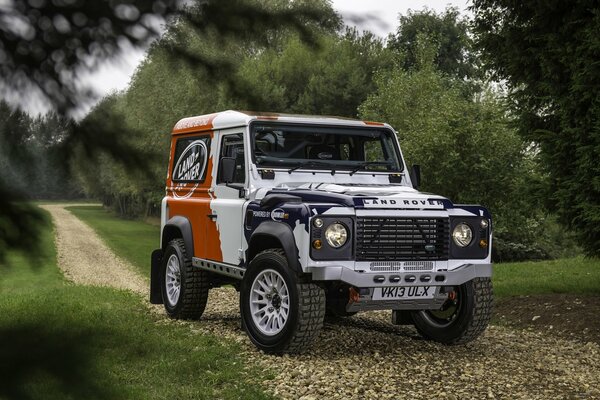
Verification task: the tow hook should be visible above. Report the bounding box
[348,286,360,304]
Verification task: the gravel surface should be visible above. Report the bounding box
[40,204,147,295]
[43,204,600,400]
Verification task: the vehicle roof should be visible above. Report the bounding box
[171,110,391,135]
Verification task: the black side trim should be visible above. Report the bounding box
[248,221,301,274]
[260,194,302,209]
[162,216,194,258]
[150,249,163,304]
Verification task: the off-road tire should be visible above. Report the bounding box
[161,238,209,319]
[412,277,493,345]
[240,249,325,354]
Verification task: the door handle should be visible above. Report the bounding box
[207,214,218,219]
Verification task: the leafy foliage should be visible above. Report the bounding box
[0,101,82,263]
[359,40,549,261]
[0,0,334,261]
[236,28,390,117]
[73,13,388,218]
[387,7,480,81]
[472,0,600,256]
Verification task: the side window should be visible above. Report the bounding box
[219,133,246,184]
[172,135,210,183]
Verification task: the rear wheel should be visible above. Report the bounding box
[161,238,209,319]
[240,249,325,354]
[411,278,493,344]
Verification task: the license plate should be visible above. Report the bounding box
[372,286,434,301]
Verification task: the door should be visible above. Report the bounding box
[206,130,248,264]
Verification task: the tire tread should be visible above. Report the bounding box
[449,277,494,345]
[168,238,209,320]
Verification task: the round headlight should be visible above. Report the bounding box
[452,223,473,247]
[325,223,348,248]
[313,218,324,228]
[480,219,489,229]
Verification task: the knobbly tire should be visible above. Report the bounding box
[240,249,325,354]
[411,277,493,345]
[161,238,209,319]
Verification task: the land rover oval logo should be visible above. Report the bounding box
[425,244,436,252]
[173,140,208,182]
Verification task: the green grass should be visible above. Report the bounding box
[494,256,600,297]
[66,205,600,299]
[66,205,160,278]
[0,209,270,400]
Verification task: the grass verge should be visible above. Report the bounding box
[0,208,270,400]
[493,256,600,297]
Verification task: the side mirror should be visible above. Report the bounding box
[219,157,236,184]
[410,164,421,190]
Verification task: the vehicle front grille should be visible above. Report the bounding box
[356,217,449,261]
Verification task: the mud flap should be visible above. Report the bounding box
[150,249,163,304]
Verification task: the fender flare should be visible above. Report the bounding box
[162,216,194,258]
[248,221,302,274]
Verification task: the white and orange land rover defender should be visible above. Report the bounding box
[150,110,493,354]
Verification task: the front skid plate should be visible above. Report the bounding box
[309,263,492,288]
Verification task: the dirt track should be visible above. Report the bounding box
[42,204,600,400]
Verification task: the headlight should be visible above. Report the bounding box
[452,223,473,247]
[325,223,348,248]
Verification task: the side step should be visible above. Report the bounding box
[192,257,245,280]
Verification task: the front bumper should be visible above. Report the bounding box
[308,262,492,288]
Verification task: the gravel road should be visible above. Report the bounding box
[42,204,600,400]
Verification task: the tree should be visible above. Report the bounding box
[359,39,546,260]
[472,0,600,256]
[387,7,480,81]
[72,11,389,219]
[237,28,390,117]
[0,0,335,261]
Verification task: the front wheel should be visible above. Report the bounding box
[412,277,493,344]
[240,249,325,354]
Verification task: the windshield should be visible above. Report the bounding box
[251,123,403,172]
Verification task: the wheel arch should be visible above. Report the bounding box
[247,221,301,274]
[162,216,194,258]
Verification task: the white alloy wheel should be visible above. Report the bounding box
[165,254,181,306]
[249,268,290,336]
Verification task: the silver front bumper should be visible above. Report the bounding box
[308,262,492,288]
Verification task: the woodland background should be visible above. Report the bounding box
[2,0,598,262]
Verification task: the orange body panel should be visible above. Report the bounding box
[166,127,223,262]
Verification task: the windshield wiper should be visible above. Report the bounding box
[288,161,336,175]
[348,161,393,176]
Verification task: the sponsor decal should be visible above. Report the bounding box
[174,115,213,131]
[172,140,208,198]
[271,208,289,222]
[252,209,289,221]
[362,198,444,209]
